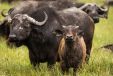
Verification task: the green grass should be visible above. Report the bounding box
[0,0,113,76]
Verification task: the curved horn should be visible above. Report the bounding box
[23,11,48,26]
[1,9,12,23]
[79,3,91,10]
[98,4,109,18]
[1,9,8,17]
[99,6,108,12]
[98,2,109,12]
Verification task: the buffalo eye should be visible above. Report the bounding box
[77,30,84,37]
[19,26,23,30]
[86,9,91,13]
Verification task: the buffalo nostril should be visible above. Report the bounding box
[93,16,99,19]
[8,34,17,42]
[66,35,73,39]
[9,34,16,38]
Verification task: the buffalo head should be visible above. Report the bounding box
[79,3,109,23]
[62,25,79,43]
[54,25,83,44]
[8,12,48,43]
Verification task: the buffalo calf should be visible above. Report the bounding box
[56,25,86,74]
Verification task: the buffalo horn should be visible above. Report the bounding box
[1,9,8,17]
[23,11,48,26]
[79,3,92,10]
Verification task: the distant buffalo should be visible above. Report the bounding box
[79,3,109,23]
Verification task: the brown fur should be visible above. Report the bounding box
[58,7,95,62]
[58,35,86,73]
[58,38,65,61]
[58,37,86,64]
[79,37,86,64]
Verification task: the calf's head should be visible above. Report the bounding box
[8,12,48,43]
[62,26,79,43]
[80,3,109,23]
[55,25,83,44]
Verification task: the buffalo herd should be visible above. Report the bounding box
[0,0,110,75]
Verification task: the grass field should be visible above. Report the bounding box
[0,0,113,76]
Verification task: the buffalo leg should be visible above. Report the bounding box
[61,62,69,74]
[73,65,79,76]
[85,38,93,63]
[47,50,57,69]
[29,51,38,67]
[47,57,56,69]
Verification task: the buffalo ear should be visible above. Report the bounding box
[8,8,14,15]
[53,29,63,37]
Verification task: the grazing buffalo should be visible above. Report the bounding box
[56,25,86,75]
[8,6,63,67]
[56,7,94,62]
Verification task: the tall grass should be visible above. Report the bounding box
[0,0,113,76]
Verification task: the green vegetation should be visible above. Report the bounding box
[0,0,113,76]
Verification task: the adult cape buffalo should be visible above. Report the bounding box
[8,6,63,67]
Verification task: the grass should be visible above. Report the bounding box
[0,0,113,76]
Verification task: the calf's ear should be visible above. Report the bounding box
[77,30,84,37]
[53,29,63,37]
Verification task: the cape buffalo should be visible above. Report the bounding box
[56,7,94,62]
[56,25,86,75]
[8,6,63,67]
[79,3,109,23]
